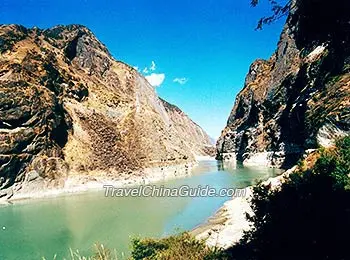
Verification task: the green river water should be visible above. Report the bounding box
[0,160,280,259]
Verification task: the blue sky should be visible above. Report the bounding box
[1,0,285,139]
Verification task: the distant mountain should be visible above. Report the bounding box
[160,98,215,156]
[216,3,350,168]
[0,24,213,197]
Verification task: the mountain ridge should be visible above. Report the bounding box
[0,24,213,198]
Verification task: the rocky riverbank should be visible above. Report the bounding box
[1,161,202,204]
[192,166,295,249]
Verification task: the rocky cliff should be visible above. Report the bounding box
[160,98,215,156]
[0,24,213,197]
[217,0,350,168]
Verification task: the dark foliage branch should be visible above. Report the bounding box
[251,0,293,29]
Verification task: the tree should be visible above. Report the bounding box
[251,0,292,30]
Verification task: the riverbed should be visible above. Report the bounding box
[0,160,279,259]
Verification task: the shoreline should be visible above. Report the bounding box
[2,157,214,205]
[1,155,292,249]
[190,186,253,248]
[191,166,295,249]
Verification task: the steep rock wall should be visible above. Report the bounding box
[217,1,350,168]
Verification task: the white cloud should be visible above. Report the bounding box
[141,61,165,87]
[145,73,165,87]
[150,61,156,71]
[133,66,139,71]
[173,77,188,85]
[142,61,157,74]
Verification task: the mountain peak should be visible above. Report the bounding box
[0,24,213,198]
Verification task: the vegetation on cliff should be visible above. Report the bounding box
[225,136,350,259]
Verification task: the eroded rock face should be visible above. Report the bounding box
[217,1,350,168]
[0,24,213,196]
[160,98,215,157]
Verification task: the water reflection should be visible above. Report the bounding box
[217,160,238,171]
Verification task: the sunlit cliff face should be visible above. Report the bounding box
[0,24,213,197]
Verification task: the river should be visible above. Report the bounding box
[0,160,280,259]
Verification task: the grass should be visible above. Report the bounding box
[44,233,225,260]
[130,232,225,260]
[43,244,118,260]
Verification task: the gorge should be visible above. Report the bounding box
[0,0,349,259]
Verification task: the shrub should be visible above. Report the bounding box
[130,232,226,260]
[226,136,350,260]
